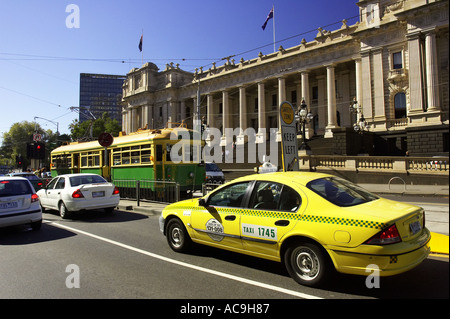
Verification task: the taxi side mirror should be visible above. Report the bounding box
[198,198,208,207]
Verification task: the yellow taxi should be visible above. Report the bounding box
[159,172,431,287]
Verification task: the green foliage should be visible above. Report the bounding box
[69,112,121,141]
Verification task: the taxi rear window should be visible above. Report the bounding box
[307,177,378,207]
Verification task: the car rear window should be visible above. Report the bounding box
[0,180,33,197]
[69,175,107,187]
[306,177,378,207]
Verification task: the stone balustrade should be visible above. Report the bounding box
[299,154,449,185]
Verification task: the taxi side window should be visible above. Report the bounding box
[250,182,282,210]
[250,181,301,212]
[278,185,302,212]
[207,182,250,208]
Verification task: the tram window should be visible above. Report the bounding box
[122,151,130,164]
[131,151,140,164]
[93,155,100,166]
[166,144,172,162]
[81,157,87,167]
[156,145,163,162]
[113,153,120,166]
[141,150,151,163]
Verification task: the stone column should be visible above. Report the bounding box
[361,51,374,119]
[180,100,186,125]
[407,33,424,113]
[237,86,247,145]
[372,48,386,128]
[206,94,214,127]
[425,30,440,111]
[325,65,337,138]
[301,71,312,138]
[256,82,266,144]
[277,77,286,141]
[220,90,230,146]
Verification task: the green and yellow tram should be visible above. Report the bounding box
[50,125,205,200]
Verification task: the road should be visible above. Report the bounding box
[0,198,448,304]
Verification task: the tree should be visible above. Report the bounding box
[69,112,121,141]
[1,121,48,168]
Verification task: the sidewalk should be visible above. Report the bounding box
[118,183,449,256]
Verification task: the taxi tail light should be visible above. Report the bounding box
[31,193,39,203]
[72,189,84,199]
[112,186,120,195]
[365,224,401,245]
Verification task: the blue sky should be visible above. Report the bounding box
[0,0,360,144]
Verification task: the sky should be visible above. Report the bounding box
[0,0,360,145]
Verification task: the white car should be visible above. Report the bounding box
[37,173,120,219]
[0,176,42,230]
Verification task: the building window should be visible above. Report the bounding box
[394,92,406,118]
[393,52,403,69]
[272,94,277,108]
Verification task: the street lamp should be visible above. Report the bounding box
[296,98,314,151]
[349,97,370,154]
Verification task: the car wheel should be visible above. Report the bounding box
[59,202,70,219]
[284,241,331,287]
[166,218,192,253]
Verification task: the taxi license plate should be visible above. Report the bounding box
[0,201,18,209]
[409,220,422,235]
[92,191,105,198]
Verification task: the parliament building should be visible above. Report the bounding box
[121,0,449,157]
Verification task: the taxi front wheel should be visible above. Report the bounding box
[166,218,192,253]
[284,242,331,287]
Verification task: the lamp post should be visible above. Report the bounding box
[349,98,370,154]
[296,98,314,151]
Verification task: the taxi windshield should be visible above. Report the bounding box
[306,177,378,207]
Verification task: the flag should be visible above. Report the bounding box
[261,7,274,30]
[138,34,143,52]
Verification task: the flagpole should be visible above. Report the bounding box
[272,5,276,53]
[141,29,143,66]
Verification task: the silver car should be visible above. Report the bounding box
[0,176,42,230]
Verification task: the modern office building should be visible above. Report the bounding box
[79,73,126,125]
[121,0,449,156]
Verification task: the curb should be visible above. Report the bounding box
[430,232,449,257]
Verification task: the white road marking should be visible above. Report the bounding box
[45,220,322,299]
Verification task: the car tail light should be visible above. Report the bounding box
[31,193,39,203]
[72,189,84,198]
[112,186,120,195]
[365,224,401,245]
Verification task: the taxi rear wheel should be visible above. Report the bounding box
[166,218,192,253]
[284,242,330,287]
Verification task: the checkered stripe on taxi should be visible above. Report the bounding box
[176,206,387,230]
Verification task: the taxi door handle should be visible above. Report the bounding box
[275,220,290,227]
[225,215,236,221]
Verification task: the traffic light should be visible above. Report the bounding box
[35,142,45,159]
[26,142,45,159]
[15,155,23,167]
